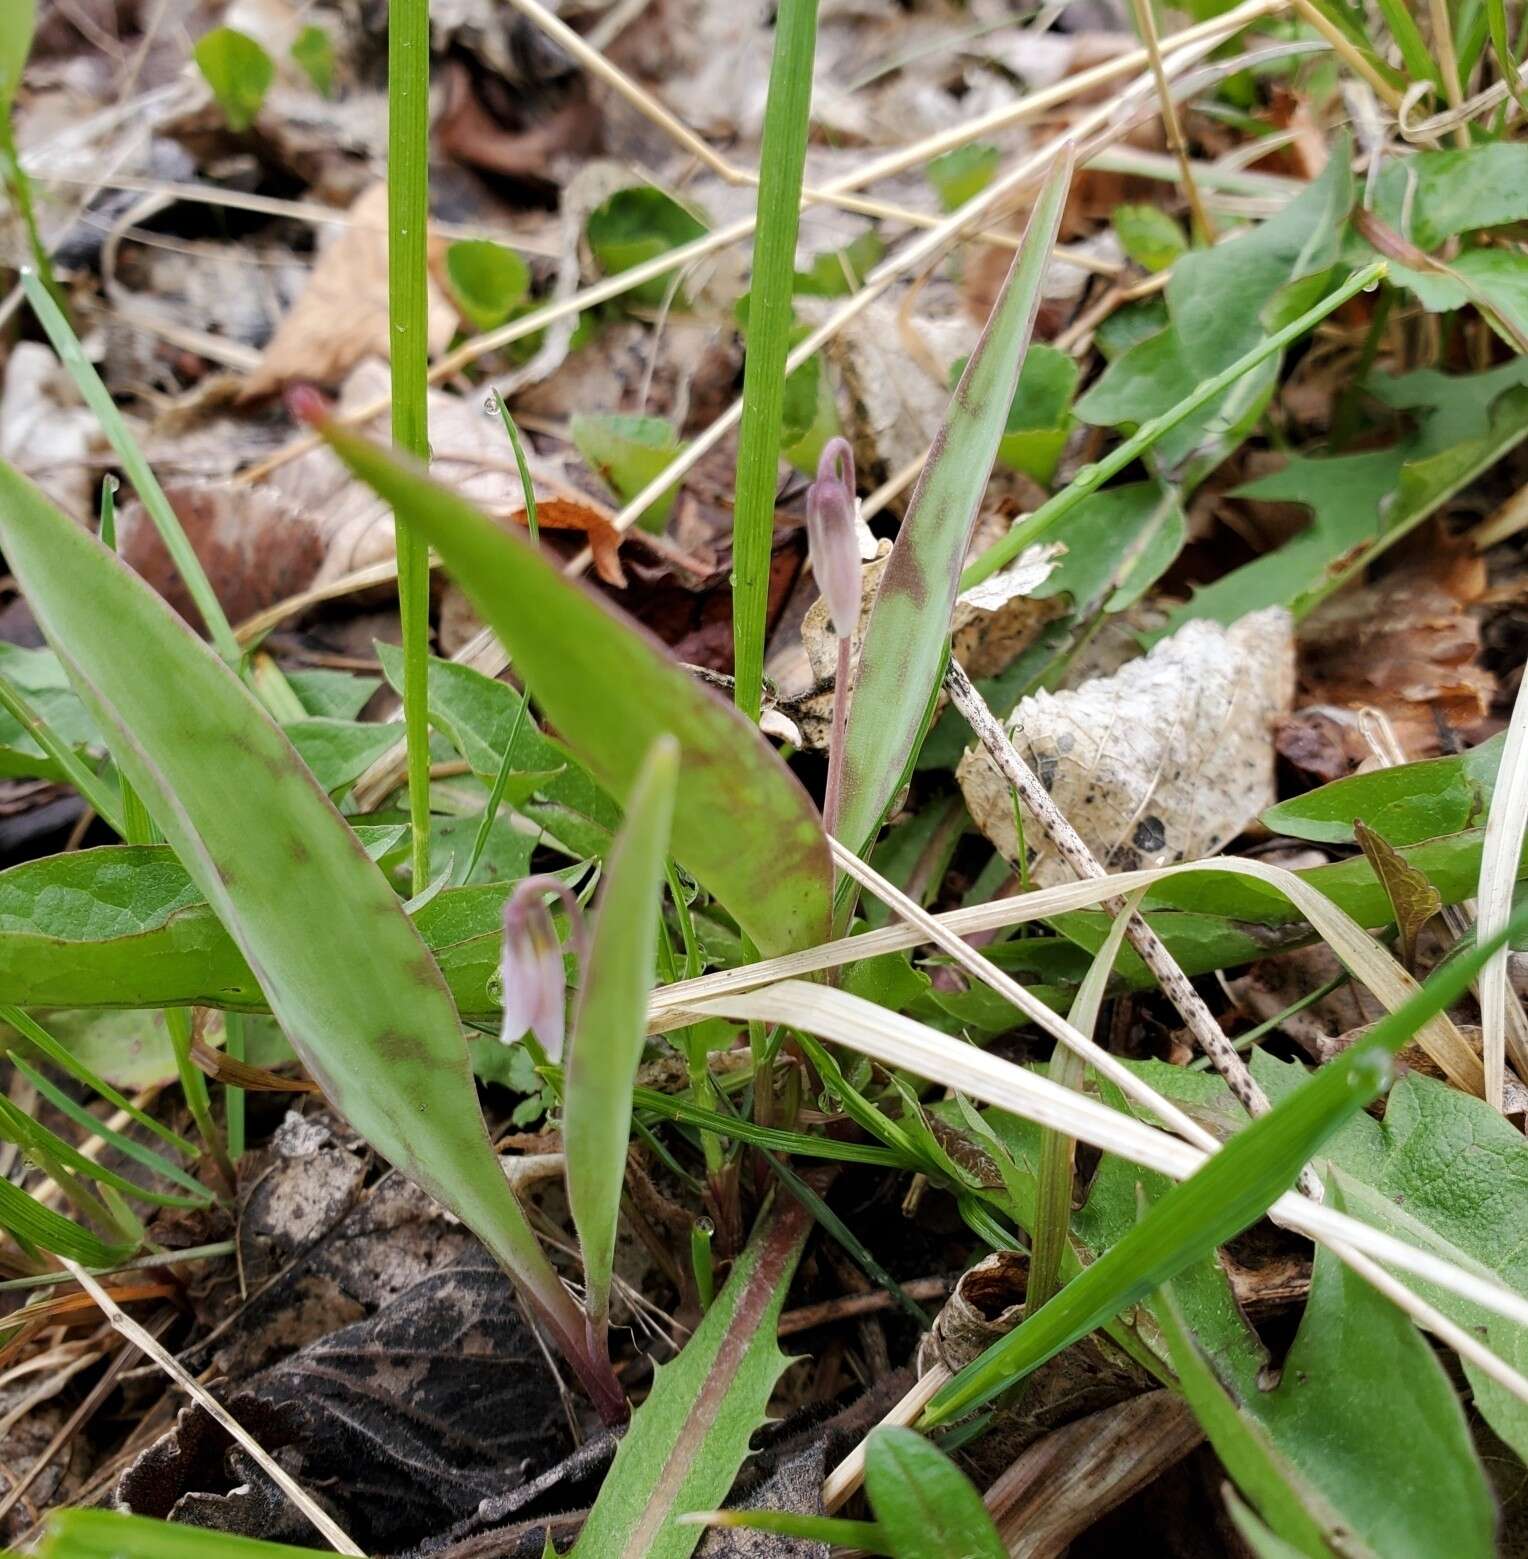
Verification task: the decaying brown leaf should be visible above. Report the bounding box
[239,184,458,401]
[959,608,1296,883]
[1352,817,1442,970]
[1280,536,1495,776]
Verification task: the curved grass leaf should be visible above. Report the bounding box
[319,423,832,958]
[566,735,678,1345]
[0,1174,135,1265]
[30,1510,314,1558]
[834,151,1071,856]
[921,912,1524,1426]
[0,458,603,1402]
[730,0,822,719]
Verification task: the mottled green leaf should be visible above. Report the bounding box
[1372,144,1528,249]
[0,458,594,1380]
[1112,203,1188,271]
[325,425,831,957]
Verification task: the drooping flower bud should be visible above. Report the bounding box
[498,876,585,1061]
[805,437,860,642]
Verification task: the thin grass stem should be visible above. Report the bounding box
[732,0,821,721]
[388,0,434,895]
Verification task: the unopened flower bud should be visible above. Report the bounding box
[806,437,860,642]
[499,876,584,1061]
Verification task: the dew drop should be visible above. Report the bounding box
[484,391,501,416]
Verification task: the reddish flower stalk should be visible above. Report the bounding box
[806,437,859,840]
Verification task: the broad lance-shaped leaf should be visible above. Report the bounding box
[1156,1178,1495,1558]
[835,149,1071,857]
[566,735,679,1350]
[0,459,612,1412]
[921,909,1525,1426]
[319,420,831,958]
[572,1197,811,1559]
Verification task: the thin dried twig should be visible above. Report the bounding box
[943,660,1284,1127]
[1127,0,1216,242]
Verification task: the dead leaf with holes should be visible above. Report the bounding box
[238,184,458,401]
[958,608,1295,885]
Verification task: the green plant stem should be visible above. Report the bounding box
[0,671,122,834]
[224,1012,247,1159]
[691,1216,716,1312]
[164,1007,233,1190]
[389,0,434,895]
[0,1240,236,1293]
[462,399,540,885]
[20,273,243,668]
[0,119,64,316]
[960,261,1388,590]
[731,0,822,722]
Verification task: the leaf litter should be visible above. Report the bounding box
[7,0,1528,1555]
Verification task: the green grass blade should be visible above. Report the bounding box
[0,1173,135,1265]
[0,1089,210,1211]
[566,734,679,1345]
[387,0,433,895]
[20,273,241,666]
[835,150,1072,855]
[921,909,1520,1426]
[33,1510,317,1558]
[0,457,610,1410]
[1029,888,1143,1313]
[961,262,1388,591]
[0,669,122,833]
[1375,0,1444,85]
[631,1085,914,1167]
[680,1511,889,1552]
[462,400,540,885]
[316,422,832,958]
[8,1053,211,1199]
[1489,0,1528,104]
[0,1005,197,1156]
[731,0,822,721]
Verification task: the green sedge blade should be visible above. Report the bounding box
[565,734,679,1342]
[834,149,1072,856]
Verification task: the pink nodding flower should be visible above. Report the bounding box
[806,437,860,642]
[498,876,586,1062]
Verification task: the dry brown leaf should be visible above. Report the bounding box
[1281,537,1495,774]
[820,294,978,478]
[239,184,457,401]
[958,609,1295,884]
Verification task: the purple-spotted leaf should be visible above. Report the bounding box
[319,423,832,958]
[834,149,1073,855]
